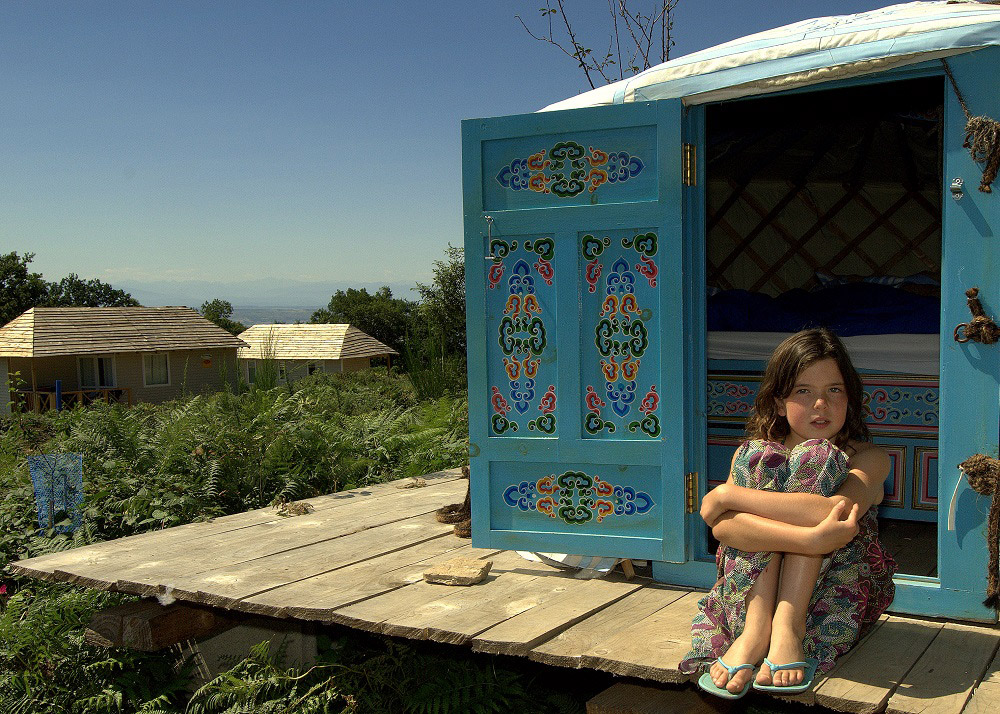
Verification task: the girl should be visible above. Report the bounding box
[679,328,897,698]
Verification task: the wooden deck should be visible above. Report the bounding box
[9,469,1000,714]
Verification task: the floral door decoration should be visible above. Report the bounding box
[581,230,661,438]
[487,236,557,436]
[495,141,645,199]
[502,470,655,526]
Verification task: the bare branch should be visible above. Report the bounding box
[517,1,682,86]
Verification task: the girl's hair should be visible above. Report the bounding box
[745,328,870,448]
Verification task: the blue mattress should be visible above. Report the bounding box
[707,284,939,336]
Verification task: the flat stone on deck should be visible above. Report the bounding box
[422,556,493,585]
[8,467,1000,714]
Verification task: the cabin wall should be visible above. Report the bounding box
[121,349,239,404]
[340,357,371,373]
[8,355,80,389]
[237,356,375,383]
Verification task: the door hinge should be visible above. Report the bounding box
[682,143,697,186]
[685,472,700,514]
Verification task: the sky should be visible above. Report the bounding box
[2,0,892,306]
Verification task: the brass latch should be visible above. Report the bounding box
[685,472,700,514]
[682,143,697,186]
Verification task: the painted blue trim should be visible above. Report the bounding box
[891,581,995,622]
[652,559,716,589]
[934,46,1000,621]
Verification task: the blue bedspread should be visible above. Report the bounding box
[707,284,939,335]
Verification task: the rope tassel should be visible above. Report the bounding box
[943,59,1000,193]
[958,453,1000,611]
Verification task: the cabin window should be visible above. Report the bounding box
[79,355,116,388]
[246,361,256,384]
[307,362,321,376]
[143,353,170,386]
[278,362,287,381]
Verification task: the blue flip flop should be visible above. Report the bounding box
[697,657,757,699]
[752,657,819,694]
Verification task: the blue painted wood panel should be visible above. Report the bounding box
[933,46,1000,620]
[483,126,657,211]
[463,100,687,562]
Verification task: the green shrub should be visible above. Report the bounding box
[0,370,472,713]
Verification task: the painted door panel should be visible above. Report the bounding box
[928,47,1000,620]
[463,100,687,562]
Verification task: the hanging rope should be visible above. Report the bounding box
[958,453,1000,610]
[954,287,1000,344]
[942,58,1000,193]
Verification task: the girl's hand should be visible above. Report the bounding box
[700,483,730,527]
[810,501,860,554]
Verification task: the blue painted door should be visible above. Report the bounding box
[462,100,687,562]
[896,49,1000,621]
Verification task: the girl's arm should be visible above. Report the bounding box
[711,501,860,554]
[701,444,890,529]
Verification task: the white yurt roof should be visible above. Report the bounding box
[541,1,1000,111]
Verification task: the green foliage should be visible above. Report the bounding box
[310,286,413,356]
[46,273,140,309]
[185,632,585,714]
[0,586,186,713]
[0,251,50,325]
[200,299,247,336]
[414,244,466,358]
[0,251,141,326]
[0,370,472,712]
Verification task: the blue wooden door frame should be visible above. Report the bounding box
[463,99,688,562]
[651,55,999,622]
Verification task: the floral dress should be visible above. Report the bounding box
[679,438,897,675]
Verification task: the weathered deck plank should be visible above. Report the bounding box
[529,585,690,669]
[9,468,464,585]
[331,550,537,639]
[13,478,466,592]
[964,645,1000,714]
[148,517,455,608]
[471,577,643,656]
[580,590,703,684]
[800,615,943,713]
[8,471,997,714]
[241,540,500,620]
[885,622,1000,714]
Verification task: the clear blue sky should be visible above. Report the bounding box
[2,0,889,303]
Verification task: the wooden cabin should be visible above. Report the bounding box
[463,1,1000,621]
[236,323,397,384]
[0,307,247,411]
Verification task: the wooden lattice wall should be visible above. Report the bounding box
[706,77,944,296]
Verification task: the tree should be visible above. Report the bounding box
[46,273,140,309]
[200,299,247,336]
[415,244,466,358]
[0,252,49,325]
[310,287,413,355]
[519,0,681,89]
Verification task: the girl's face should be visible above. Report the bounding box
[775,358,849,448]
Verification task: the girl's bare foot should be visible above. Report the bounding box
[756,623,807,687]
[709,625,769,694]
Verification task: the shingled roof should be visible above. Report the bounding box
[0,307,248,358]
[236,324,398,361]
